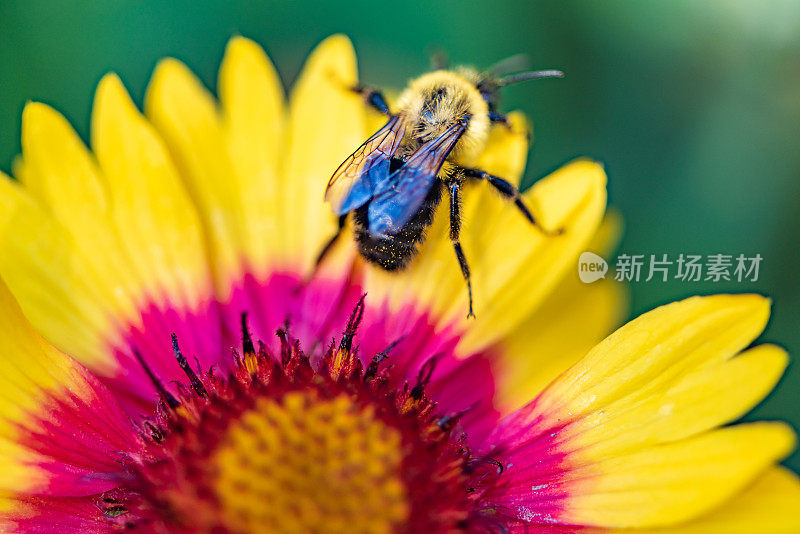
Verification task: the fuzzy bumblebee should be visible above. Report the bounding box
[320,61,564,317]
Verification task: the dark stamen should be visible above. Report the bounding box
[411,353,442,400]
[143,421,164,442]
[365,336,405,381]
[276,328,292,366]
[240,312,255,356]
[465,457,505,476]
[99,502,128,518]
[339,294,367,352]
[134,348,179,409]
[171,334,207,398]
[436,400,479,431]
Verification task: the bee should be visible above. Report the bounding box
[317,58,563,317]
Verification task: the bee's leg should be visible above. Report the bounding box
[350,85,391,116]
[308,214,348,283]
[460,166,563,236]
[488,112,511,127]
[447,180,475,319]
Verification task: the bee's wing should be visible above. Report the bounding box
[324,115,406,215]
[367,121,467,235]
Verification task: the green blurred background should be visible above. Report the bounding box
[1,1,799,468]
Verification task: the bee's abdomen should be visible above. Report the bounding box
[353,182,443,271]
[354,232,417,271]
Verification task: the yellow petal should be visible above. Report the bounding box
[589,207,624,257]
[10,155,29,185]
[538,294,771,420]
[631,467,800,534]
[516,294,794,529]
[568,344,789,460]
[20,102,141,314]
[282,34,367,273]
[219,36,287,275]
[145,56,245,294]
[21,102,107,226]
[473,110,530,184]
[5,98,219,375]
[0,173,118,372]
[497,211,627,410]
[92,73,214,310]
[0,278,104,493]
[565,423,796,528]
[460,159,607,346]
[498,277,626,411]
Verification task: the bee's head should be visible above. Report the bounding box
[396,63,563,164]
[397,69,492,162]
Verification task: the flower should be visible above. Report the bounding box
[0,34,796,533]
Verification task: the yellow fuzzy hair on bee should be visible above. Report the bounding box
[396,69,490,166]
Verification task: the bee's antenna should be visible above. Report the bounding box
[497,70,564,86]
[428,47,449,70]
[487,53,531,76]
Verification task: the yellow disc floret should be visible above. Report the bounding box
[212,390,409,534]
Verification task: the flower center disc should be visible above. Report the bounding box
[212,390,409,533]
[121,318,487,533]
